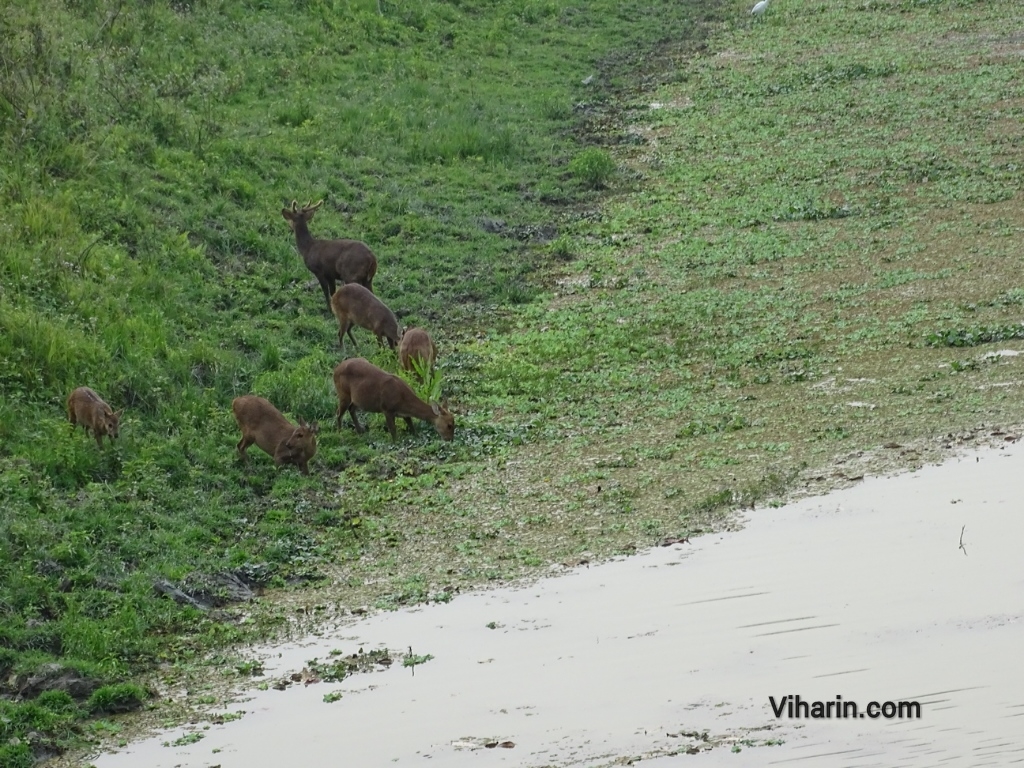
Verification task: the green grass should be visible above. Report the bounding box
[0,0,728,759]
[4,0,1024,761]
[446,0,1024,548]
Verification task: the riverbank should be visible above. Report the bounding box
[87,437,1024,766]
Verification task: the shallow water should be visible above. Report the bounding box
[92,441,1024,767]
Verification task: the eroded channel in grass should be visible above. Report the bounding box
[89,440,1024,767]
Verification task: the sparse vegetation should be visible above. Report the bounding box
[87,684,147,716]
[402,652,435,669]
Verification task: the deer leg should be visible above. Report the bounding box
[385,413,398,440]
[94,430,104,449]
[404,417,416,434]
[335,392,352,429]
[237,434,254,459]
[338,320,356,351]
[348,405,365,433]
[273,441,293,467]
[318,277,333,312]
[338,320,359,351]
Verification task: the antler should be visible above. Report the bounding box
[290,200,298,212]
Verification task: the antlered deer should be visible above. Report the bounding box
[231,395,319,475]
[330,283,400,351]
[281,199,377,312]
[67,387,122,448]
[333,358,454,441]
[398,327,437,380]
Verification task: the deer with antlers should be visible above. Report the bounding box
[281,199,378,312]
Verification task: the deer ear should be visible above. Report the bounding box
[431,403,440,416]
[310,422,320,434]
[114,409,124,418]
[281,207,293,219]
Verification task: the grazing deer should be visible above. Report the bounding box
[398,327,438,380]
[281,199,377,312]
[67,387,122,448]
[330,283,401,351]
[333,358,454,441]
[231,395,319,475]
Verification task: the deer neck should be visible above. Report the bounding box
[293,220,317,259]
[404,394,436,421]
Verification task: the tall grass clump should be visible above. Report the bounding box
[252,350,337,421]
[569,147,617,189]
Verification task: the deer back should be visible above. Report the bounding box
[68,387,121,439]
[232,395,318,470]
[282,200,377,289]
[399,327,438,374]
[331,284,400,345]
[334,359,454,440]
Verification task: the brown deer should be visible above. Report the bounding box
[231,395,319,475]
[281,199,378,312]
[398,327,438,380]
[67,387,122,448]
[330,283,401,351]
[333,358,454,441]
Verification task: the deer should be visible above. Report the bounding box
[67,387,122,448]
[231,395,319,475]
[281,199,378,312]
[398,327,438,380]
[333,358,454,441]
[330,283,401,351]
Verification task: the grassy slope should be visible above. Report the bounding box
[443,0,1024,557]
[324,0,1024,624]
[0,0,724,762]
[4,0,1024,762]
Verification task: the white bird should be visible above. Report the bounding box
[750,0,770,17]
